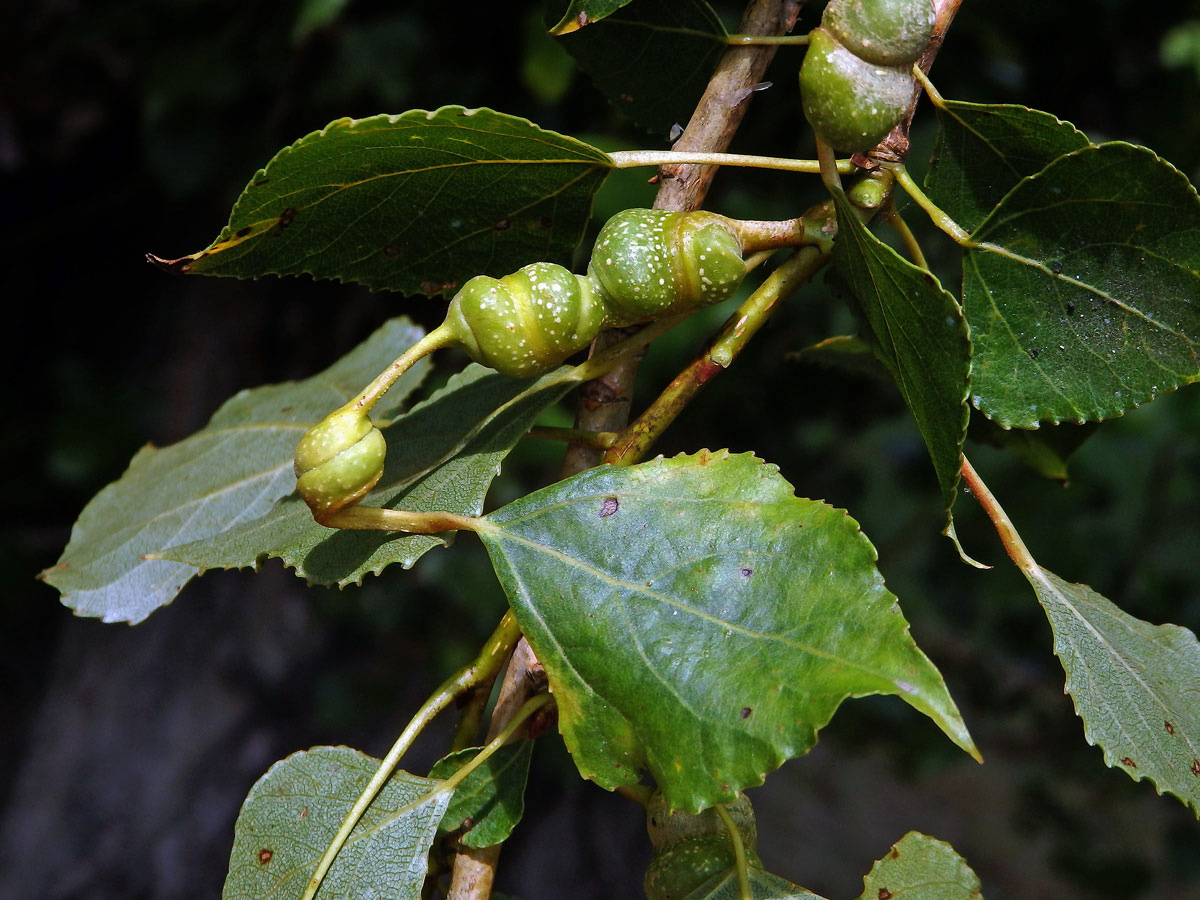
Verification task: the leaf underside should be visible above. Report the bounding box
[430,741,533,848]
[223,746,448,900]
[41,318,428,623]
[162,363,580,587]
[857,831,984,900]
[1028,567,1200,816]
[478,451,977,812]
[151,107,612,295]
[832,191,971,530]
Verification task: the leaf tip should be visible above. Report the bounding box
[146,252,194,274]
[549,11,589,35]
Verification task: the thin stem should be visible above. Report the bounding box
[891,165,972,245]
[300,611,523,900]
[912,64,947,108]
[726,216,834,254]
[354,323,457,413]
[446,638,544,900]
[882,204,929,269]
[743,249,774,273]
[607,149,856,176]
[960,456,1038,575]
[322,506,481,534]
[604,242,830,466]
[568,315,688,382]
[526,426,619,449]
[816,138,844,197]
[410,694,553,819]
[715,804,753,900]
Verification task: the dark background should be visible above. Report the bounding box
[4,1,1200,898]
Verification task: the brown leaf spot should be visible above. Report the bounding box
[741,707,752,719]
[878,889,892,899]
[235,226,253,238]
[599,497,619,517]
[620,93,634,103]
[740,567,753,577]
[1165,720,1175,735]
[258,848,273,865]
[891,847,900,859]
[299,806,309,819]
[539,216,554,230]
[253,178,270,187]
[1192,759,1200,777]
[383,245,399,257]
[278,208,297,229]
[493,217,511,231]
[1121,757,1136,768]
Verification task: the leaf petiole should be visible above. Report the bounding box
[715,804,754,900]
[607,149,857,176]
[891,164,973,245]
[300,610,523,900]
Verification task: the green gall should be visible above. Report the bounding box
[294,406,387,523]
[823,0,936,66]
[800,26,916,152]
[444,263,606,378]
[589,208,746,323]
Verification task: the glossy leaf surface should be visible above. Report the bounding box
[925,99,1090,233]
[856,831,983,900]
[162,364,579,587]
[430,741,533,848]
[555,0,727,134]
[832,191,971,526]
[965,143,1200,427]
[41,319,428,623]
[477,451,977,812]
[223,747,448,900]
[1029,567,1200,815]
[150,108,611,295]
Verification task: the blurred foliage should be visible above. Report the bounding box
[6,0,1200,897]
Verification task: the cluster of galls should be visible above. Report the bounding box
[293,208,747,523]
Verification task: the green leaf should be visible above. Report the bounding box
[682,868,826,899]
[925,99,1090,234]
[223,746,448,900]
[965,142,1200,428]
[40,318,429,624]
[476,451,977,812]
[1027,567,1200,816]
[555,1,727,134]
[549,0,633,34]
[857,831,983,900]
[831,191,972,529]
[429,740,533,848]
[149,108,612,295]
[160,364,580,587]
